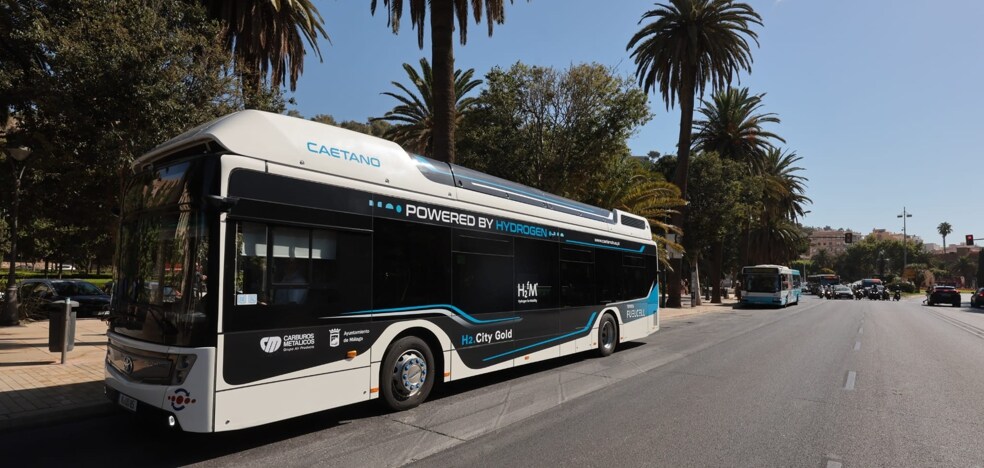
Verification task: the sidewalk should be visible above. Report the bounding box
[0,297,736,432]
[0,318,111,431]
[660,294,740,321]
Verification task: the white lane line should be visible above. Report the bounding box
[854,341,861,351]
[844,371,857,390]
[858,326,863,335]
[826,461,843,468]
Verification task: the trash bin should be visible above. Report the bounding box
[48,300,78,353]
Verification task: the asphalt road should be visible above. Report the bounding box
[4,295,984,467]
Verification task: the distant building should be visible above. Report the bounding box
[868,228,922,245]
[807,229,861,258]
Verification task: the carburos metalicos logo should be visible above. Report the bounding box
[260,336,283,353]
[259,333,316,353]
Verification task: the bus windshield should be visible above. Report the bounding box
[745,272,780,293]
[110,160,213,346]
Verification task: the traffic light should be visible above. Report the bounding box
[845,232,853,244]
[967,234,975,246]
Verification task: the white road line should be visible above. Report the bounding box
[844,371,857,390]
[826,461,843,468]
[858,326,863,335]
[854,341,861,351]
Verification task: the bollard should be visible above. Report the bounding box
[48,299,78,362]
[61,297,70,364]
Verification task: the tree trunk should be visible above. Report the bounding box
[430,0,456,163]
[711,240,723,303]
[665,68,696,308]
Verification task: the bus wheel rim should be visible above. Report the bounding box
[392,349,427,399]
[601,320,615,350]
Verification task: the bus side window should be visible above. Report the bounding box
[560,247,595,306]
[236,222,268,303]
[622,254,649,299]
[271,227,311,305]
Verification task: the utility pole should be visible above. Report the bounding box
[897,207,912,282]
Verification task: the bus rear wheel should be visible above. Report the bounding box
[597,314,618,357]
[380,336,435,411]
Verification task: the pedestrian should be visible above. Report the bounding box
[735,279,742,301]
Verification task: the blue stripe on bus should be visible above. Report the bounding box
[481,312,598,362]
[340,304,519,324]
[564,240,646,253]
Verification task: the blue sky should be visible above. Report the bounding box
[291,0,984,247]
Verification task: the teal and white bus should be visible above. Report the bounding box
[103,110,660,432]
[740,264,801,307]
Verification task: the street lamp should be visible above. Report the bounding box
[1,146,32,326]
[897,207,913,283]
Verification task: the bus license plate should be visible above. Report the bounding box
[117,393,138,412]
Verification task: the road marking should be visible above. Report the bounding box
[854,341,861,351]
[844,371,857,390]
[826,461,843,468]
[858,326,863,335]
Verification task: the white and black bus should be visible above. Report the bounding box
[104,110,660,432]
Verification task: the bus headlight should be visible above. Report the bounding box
[171,354,197,385]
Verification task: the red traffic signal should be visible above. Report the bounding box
[967,234,975,246]
[845,232,853,244]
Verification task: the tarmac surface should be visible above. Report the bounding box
[0,294,731,433]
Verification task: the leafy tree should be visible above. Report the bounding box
[977,249,984,289]
[626,0,762,307]
[372,58,482,155]
[812,249,832,271]
[937,221,952,253]
[201,0,329,91]
[339,119,393,138]
[680,152,743,302]
[371,0,524,163]
[1,0,237,269]
[952,255,976,288]
[457,62,650,202]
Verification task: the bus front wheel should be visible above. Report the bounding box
[380,336,435,411]
[597,314,618,357]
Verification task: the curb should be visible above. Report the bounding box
[0,400,115,433]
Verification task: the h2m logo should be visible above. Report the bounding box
[517,282,539,304]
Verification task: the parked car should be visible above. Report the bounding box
[970,287,984,308]
[926,285,961,307]
[17,279,111,318]
[832,285,854,299]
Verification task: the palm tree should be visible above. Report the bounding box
[627,0,762,307]
[371,0,522,164]
[693,87,783,171]
[750,148,811,264]
[201,0,329,91]
[372,58,482,155]
[598,159,687,270]
[692,87,782,300]
[938,221,952,254]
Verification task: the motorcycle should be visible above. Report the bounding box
[882,289,891,300]
[893,290,901,301]
[854,288,864,300]
[868,287,882,300]
[824,287,832,300]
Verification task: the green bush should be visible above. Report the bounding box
[888,281,915,293]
